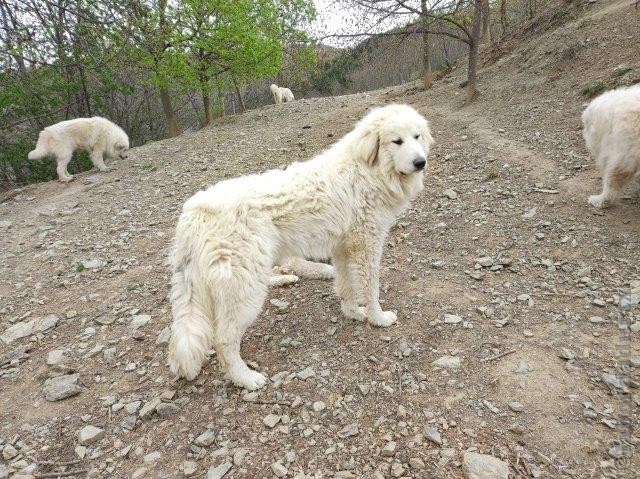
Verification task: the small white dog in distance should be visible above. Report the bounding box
[28,116,129,182]
[583,84,640,208]
[168,104,433,390]
[270,83,295,104]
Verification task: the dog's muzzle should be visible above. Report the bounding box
[413,157,426,171]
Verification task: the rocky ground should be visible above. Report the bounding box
[1,1,639,478]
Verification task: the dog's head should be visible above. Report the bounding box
[112,131,130,160]
[353,104,433,176]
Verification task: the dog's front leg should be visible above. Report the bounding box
[341,232,396,327]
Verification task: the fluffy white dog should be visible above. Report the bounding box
[28,116,129,182]
[168,104,433,390]
[270,83,295,104]
[583,84,640,207]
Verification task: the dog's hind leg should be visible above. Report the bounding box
[55,152,74,183]
[589,162,635,208]
[282,257,335,280]
[213,274,269,390]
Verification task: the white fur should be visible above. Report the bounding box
[168,104,433,390]
[583,84,640,208]
[28,116,129,183]
[270,84,295,104]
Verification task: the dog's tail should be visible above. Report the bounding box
[27,130,52,160]
[167,263,214,381]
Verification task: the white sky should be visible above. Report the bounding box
[311,0,416,47]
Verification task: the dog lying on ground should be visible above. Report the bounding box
[583,84,640,208]
[270,84,295,104]
[28,116,129,182]
[168,103,433,390]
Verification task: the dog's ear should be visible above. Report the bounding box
[354,126,380,166]
[420,122,434,153]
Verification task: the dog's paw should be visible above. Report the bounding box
[368,310,397,327]
[587,194,607,208]
[98,166,112,172]
[341,303,367,321]
[229,369,267,391]
[59,175,75,183]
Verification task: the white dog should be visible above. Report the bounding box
[583,84,640,208]
[168,104,433,390]
[270,84,295,104]
[28,116,129,182]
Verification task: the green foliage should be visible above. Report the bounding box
[0,139,94,187]
[311,53,359,94]
[613,66,632,78]
[580,81,605,97]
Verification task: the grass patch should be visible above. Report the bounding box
[581,81,605,97]
[613,66,632,78]
[75,262,85,273]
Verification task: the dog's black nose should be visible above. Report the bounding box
[413,157,426,170]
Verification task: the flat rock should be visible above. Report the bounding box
[263,414,281,428]
[77,425,105,446]
[195,429,216,447]
[82,259,104,269]
[381,440,397,457]
[602,373,625,390]
[1,314,59,344]
[155,327,171,345]
[462,452,509,479]
[271,462,288,478]
[424,426,442,445]
[297,366,316,380]
[139,397,161,419]
[183,461,197,476]
[337,423,359,438]
[432,355,462,369]
[43,373,82,401]
[207,462,232,479]
[444,314,463,324]
[444,188,458,199]
[129,314,151,330]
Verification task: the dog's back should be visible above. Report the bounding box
[583,85,640,169]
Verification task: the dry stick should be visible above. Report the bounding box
[481,349,516,362]
[38,460,82,467]
[351,337,400,365]
[34,470,87,478]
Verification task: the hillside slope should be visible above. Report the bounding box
[1,1,639,478]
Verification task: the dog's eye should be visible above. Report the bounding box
[414,134,420,139]
[392,139,403,145]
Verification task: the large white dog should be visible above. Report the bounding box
[168,104,433,390]
[28,116,129,182]
[583,84,640,208]
[270,83,295,104]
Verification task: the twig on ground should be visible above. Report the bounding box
[481,349,516,362]
[34,470,88,478]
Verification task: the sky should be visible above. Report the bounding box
[311,0,415,47]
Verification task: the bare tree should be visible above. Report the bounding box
[331,0,486,102]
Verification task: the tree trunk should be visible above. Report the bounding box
[203,90,212,125]
[482,0,491,43]
[466,0,483,103]
[232,77,246,113]
[420,0,432,90]
[500,0,508,36]
[159,87,179,137]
